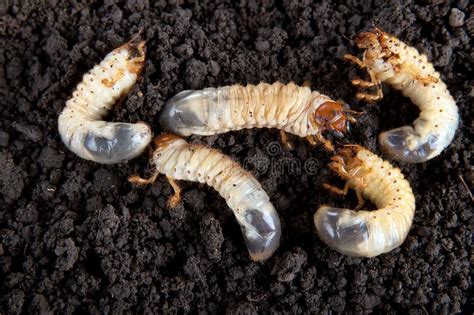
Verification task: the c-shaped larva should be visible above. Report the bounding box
[128,134,281,261]
[314,145,415,257]
[58,40,152,164]
[344,28,459,163]
[159,82,355,151]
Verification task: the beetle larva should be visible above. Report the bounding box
[129,134,281,261]
[314,145,415,257]
[58,40,152,164]
[344,28,459,163]
[159,82,355,151]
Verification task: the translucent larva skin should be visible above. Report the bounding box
[314,146,415,257]
[151,134,281,261]
[350,29,459,163]
[159,82,349,138]
[58,41,152,164]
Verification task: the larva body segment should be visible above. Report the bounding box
[159,82,350,146]
[314,146,415,257]
[58,41,152,164]
[141,134,281,261]
[345,29,459,163]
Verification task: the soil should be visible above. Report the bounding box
[1,0,472,313]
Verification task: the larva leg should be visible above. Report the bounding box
[315,133,335,152]
[279,130,294,150]
[307,134,337,152]
[323,181,365,209]
[306,135,317,146]
[351,66,383,102]
[166,177,182,208]
[128,172,159,185]
[355,91,382,102]
[345,54,383,102]
[355,70,383,102]
[351,79,376,88]
[344,54,366,68]
[355,190,365,210]
[323,182,351,195]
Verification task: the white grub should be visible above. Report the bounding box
[314,145,415,257]
[58,41,152,164]
[129,134,281,261]
[345,28,459,163]
[159,82,354,151]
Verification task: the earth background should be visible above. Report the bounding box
[0,0,472,313]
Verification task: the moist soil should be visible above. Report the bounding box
[0,1,472,313]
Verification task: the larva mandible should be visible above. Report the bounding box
[344,28,459,163]
[159,82,356,151]
[58,40,152,164]
[314,145,415,257]
[129,134,281,261]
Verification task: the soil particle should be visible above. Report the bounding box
[0,131,9,147]
[11,122,43,143]
[0,152,26,203]
[0,0,472,313]
[38,146,65,170]
[184,58,208,89]
[271,247,307,282]
[200,213,225,261]
[54,237,80,271]
[449,8,466,27]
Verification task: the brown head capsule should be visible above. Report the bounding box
[313,101,351,138]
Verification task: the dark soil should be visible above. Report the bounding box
[1,0,472,313]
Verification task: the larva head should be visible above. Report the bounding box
[153,133,184,147]
[313,101,350,137]
[354,28,391,59]
[328,145,365,179]
[119,40,146,74]
[240,205,281,261]
[151,134,187,162]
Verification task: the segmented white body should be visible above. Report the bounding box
[360,32,459,163]
[152,135,281,261]
[159,82,343,137]
[58,41,152,164]
[314,147,415,257]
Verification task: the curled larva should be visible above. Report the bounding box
[345,28,459,163]
[159,82,355,150]
[58,40,152,164]
[314,145,415,257]
[129,134,281,261]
